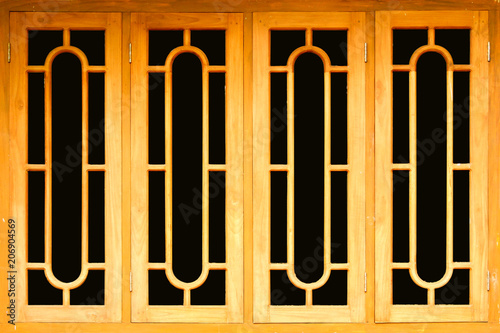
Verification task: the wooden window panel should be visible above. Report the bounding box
[130,13,244,323]
[375,11,489,322]
[9,12,122,322]
[253,12,367,323]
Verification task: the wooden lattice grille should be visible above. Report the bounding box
[130,13,244,323]
[375,11,489,322]
[9,12,122,322]
[253,12,367,323]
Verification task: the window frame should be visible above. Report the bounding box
[374,10,489,322]
[0,2,499,332]
[8,12,122,323]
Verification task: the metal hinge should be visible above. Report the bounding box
[129,43,132,63]
[488,42,491,62]
[364,272,367,292]
[364,43,367,63]
[130,271,133,292]
[487,270,490,291]
[7,42,11,63]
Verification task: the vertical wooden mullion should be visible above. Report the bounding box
[130,13,148,321]
[104,13,123,321]
[226,13,244,323]
[442,67,454,308]
[488,9,500,325]
[200,54,209,308]
[374,10,393,323]
[364,10,376,324]
[469,11,489,322]
[10,12,28,322]
[347,12,366,323]
[243,11,254,325]
[121,11,132,324]
[253,13,271,323]
[81,67,89,294]
[286,68,295,282]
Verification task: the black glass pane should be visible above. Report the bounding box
[294,52,324,283]
[70,270,105,305]
[331,172,347,264]
[453,171,470,262]
[270,270,305,305]
[28,30,63,65]
[416,52,447,283]
[88,73,105,164]
[453,71,470,163]
[51,52,83,283]
[331,72,348,164]
[393,170,410,263]
[149,171,165,263]
[393,29,428,65]
[148,73,166,164]
[28,270,62,305]
[270,73,288,164]
[313,30,347,66]
[435,29,470,64]
[209,73,226,164]
[70,31,105,66]
[271,172,287,263]
[28,171,45,263]
[148,270,183,305]
[313,270,347,305]
[191,30,225,66]
[393,269,427,305]
[209,172,226,263]
[191,270,225,305]
[172,53,203,283]
[28,73,45,164]
[435,269,469,305]
[149,30,184,66]
[271,30,305,66]
[393,71,409,163]
[88,172,105,263]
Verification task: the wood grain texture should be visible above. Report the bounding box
[0,5,10,329]
[121,12,132,324]
[1,322,500,332]
[1,0,498,12]
[364,11,376,325]
[488,9,500,325]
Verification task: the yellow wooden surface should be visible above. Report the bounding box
[0,1,499,332]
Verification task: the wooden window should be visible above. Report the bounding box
[130,13,244,323]
[375,11,489,322]
[9,12,122,322]
[2,4,499,333]
[253,12,367,323]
